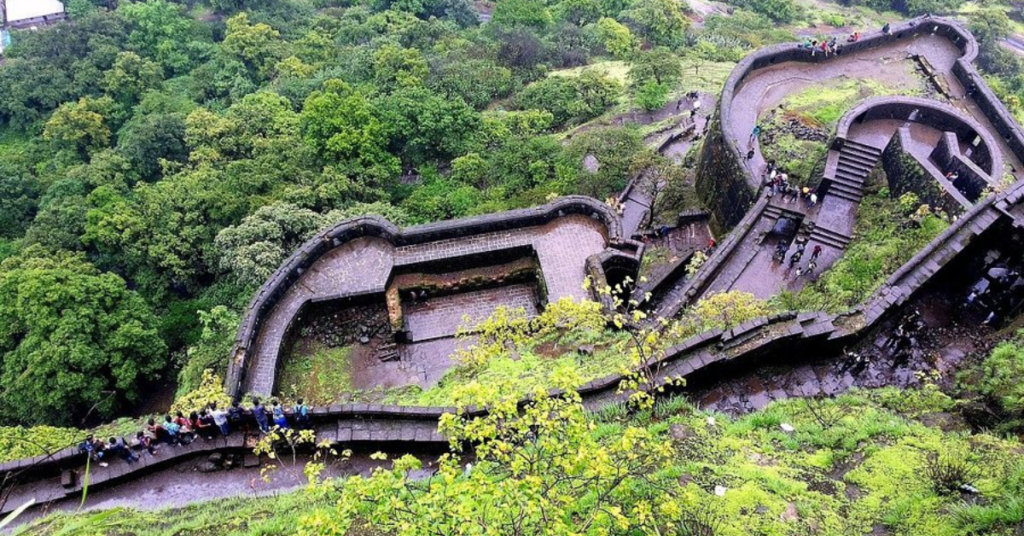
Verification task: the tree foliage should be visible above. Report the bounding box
[301,382,674,536]
[0,248,166,425]
[515,71,620,127]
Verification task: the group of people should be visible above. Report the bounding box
[799,36,841,58]
[676,91,702,118]
[763,161,818,207]
[78,398,312,467]
[797,23,894,57]
[773,237,823,277]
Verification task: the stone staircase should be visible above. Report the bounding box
[828,140,883,203]
[808,223,852,250]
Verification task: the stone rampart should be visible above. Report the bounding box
[697,17,981,231]
[226,196,634,397]
[834,95,1001,177]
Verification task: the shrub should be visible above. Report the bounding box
[636,81,669,111]
[978,333,1024,414]
[924,451,979,495]
[515,71,620,127]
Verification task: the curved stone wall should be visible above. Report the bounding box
[696,16,986,230]
[226,195,635,397]
[833,95,1001,176]
[5,180,1023,512]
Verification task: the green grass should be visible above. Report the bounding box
[779,77,923,129]
[16,388,1024,536]
[277,345,355,406]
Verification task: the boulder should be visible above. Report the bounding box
[197,461,221,473]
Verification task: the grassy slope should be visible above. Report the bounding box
[15,388,1024,536]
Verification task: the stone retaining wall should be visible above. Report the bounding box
[882,128,967,214]
[834,95,1001,177]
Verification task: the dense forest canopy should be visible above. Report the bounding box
[0,0,1018,428]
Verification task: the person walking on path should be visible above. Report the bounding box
[811,244,822,261]
[749,125,761,145]
[882,22,891,35]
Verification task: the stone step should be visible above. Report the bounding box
[837,153,877,172]
[834,174,868,191]
[825,182,863,203]
[810,224,851,248]
[835,165,870,181]
[829,180,862,197]
[832,172,865,188]
[809,232,849,251]
[843,139,884,156]
[841,146,882,162]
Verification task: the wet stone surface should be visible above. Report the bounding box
[404,283,539,342]
[692,288,988,415]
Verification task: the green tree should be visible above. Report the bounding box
[0,164,39,239]
[175,307,240,397]
[557,0,603,25]
[301,80,401,183]
[119,0,205,75]
[116,112,189,182]
[43,96,116,160]
[222,13,283,79]
[377,86,481,164]
[209,0,269,14]
[24,179,89,251]
[214,202,326,287]
[595,17,639,58]
[622,0,689,46]
[629,47,683,87]
[970,8,1019,75]
[491,0,554,29]
[427,57,516,110]
[103,51,164,105]
[561,127,644,198]
[635,80,669,111]
[0,248,166,425]
[515,71,620,127]
[0,10,127,129]
[371,44,430,92]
